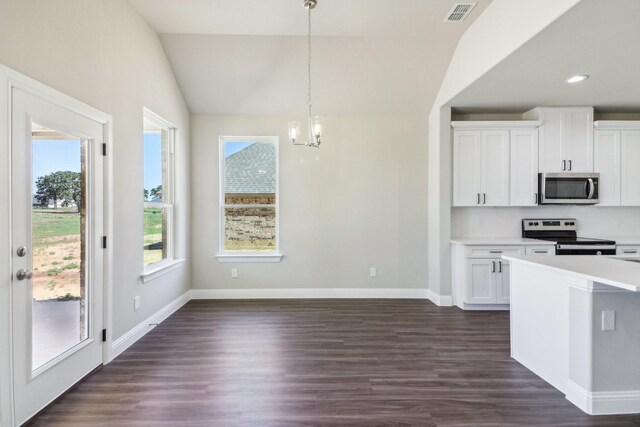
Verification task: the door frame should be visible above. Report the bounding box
[0,64,113,427]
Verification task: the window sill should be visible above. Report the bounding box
[141,258,186,283]
[216,254,283,263]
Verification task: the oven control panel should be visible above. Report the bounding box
[522,218,577,231]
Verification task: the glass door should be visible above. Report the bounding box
[11,87,105,425]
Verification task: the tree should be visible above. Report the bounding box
[149,185,162,202]
[35,171,81,211]
[144,188,149,202]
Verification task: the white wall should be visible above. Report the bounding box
[427,0,582,298]
[452,207,640,239]
[0,0,190,368]
[191,114,428,291]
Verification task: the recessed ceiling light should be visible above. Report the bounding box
[567,75,589,83]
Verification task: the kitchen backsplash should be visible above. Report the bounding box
[452,206,640,239]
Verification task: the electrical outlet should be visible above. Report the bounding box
[369,267,377,278]
[231,268,238,278]
[602,310,615,331]
[134,295,141,311]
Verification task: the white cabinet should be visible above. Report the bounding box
[593,124,640,206]
[465,259,495,304]
[453,130,509,206]
[452,243,556,309]
[527,107,594,173]
[621,130,640,206]
[617,245,640,256]
[594,130,621,206]
[465,258,511,305]
[510,129,539,206]
[525,245,556,255]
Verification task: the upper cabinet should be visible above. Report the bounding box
[453,129,510,206]
[594,121,640,206]
[452,122,540,207]
[525,107,594,173]
[509,129,539,206]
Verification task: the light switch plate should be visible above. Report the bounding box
[134,295,141,311]
[232,268,238,278]
[369,267,377,278]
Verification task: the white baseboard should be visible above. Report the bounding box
[566,380,640,415]
[189,288,429,300]
[426,289,453,307]
[108,291,190,362]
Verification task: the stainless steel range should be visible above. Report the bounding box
[522,218,616,255]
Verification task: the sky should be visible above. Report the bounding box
[32,137,252,194]
[224,141,253,157]
[32,139,81,192]
[144,132,162,191]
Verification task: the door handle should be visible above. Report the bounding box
[562,160,566,171]
[477,193,480,205]
[498,261,503,273]
[568,160,572,171]
[15,269,33,281]
[491,261,496,273]
[534,193,538,204]
[587,178,595,199]
[483,193,486,204]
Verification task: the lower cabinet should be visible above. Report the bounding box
[466,258,510,304]
[452,243,556,309]
[617,245,640,256]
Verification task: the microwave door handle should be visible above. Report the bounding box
[587,178,595,199]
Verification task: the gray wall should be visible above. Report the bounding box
[0,0,191,340]
[191,114,428,290]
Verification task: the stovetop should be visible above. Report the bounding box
[521,218,616,246]
[534,236,616,245]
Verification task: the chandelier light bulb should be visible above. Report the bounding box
[288,121,301,143]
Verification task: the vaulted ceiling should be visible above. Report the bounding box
[450,0,640,113]
[128,0,491,114]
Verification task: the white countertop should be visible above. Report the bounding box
[451,238,556,246]
[503,255,640,292]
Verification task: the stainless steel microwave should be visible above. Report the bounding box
[538,173,599,205]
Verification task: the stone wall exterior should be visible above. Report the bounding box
[224,194,276,251]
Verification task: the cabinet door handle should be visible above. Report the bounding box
[483,193,486,204]
[568,160,572,171]
[476,193,480,204]
[623,250,637,254]
[491,261,496,273]
[562,160,566,171]
[534,192,538,204]
[498,261,503,273]
[533,250,547,254]
[489,251,502,254]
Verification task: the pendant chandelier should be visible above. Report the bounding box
[289,0,323,148]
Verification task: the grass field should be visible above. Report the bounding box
[32,207,164,300]
[143,207,163,265]
[32,208,81,301]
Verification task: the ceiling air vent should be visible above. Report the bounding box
[444,2,477,22]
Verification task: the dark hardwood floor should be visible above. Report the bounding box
[27,300,640,426]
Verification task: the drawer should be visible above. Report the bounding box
[617,246,640,256]
[465,246,525,258]
[526,246,556,256]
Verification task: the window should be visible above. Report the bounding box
[143,109,175,270]
[218,137,280,262]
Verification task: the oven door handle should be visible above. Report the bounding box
[557,244,616,250]
[587,178,595,199]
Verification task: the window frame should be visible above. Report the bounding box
[142,107,181,278]
[217,136,282,263]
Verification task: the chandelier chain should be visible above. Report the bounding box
[308,7,312,110]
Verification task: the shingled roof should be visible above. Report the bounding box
[224,142,276,194]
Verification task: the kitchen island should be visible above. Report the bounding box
[503,255,640,415]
